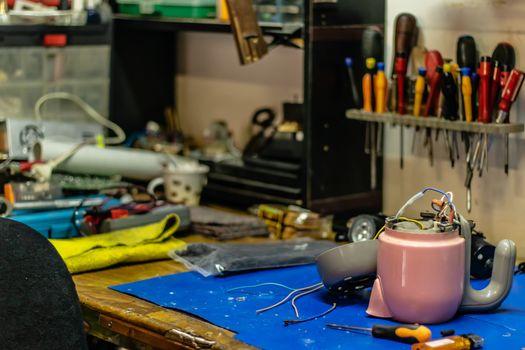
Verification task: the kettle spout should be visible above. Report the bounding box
[366,276,392,318]
[459,215,516,312]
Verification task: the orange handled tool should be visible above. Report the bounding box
[362,57,376,112]
[327,323,432,345]
[375,62,388,112]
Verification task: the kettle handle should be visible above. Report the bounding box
[459,214,516,312]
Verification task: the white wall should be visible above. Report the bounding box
[175,32,303,148]
[384,0,525,257]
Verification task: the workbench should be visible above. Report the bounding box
[74,258,253,349]
[73,234,264,350]
[74,234,525,349]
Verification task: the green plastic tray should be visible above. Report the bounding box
[155,5,215,18]
[118,3,215,18]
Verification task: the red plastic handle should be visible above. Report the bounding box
[478,57,492,123]
[498,69,525,113]
[395,56,408,114]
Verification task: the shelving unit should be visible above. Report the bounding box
[110,0,386,214]
[346,109,525,135]
[113,14,301,34]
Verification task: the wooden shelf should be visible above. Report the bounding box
[113,14,302,35]
[346,110,524,135]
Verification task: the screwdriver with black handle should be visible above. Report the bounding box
[327,323,432,344]
[392,13,417,169]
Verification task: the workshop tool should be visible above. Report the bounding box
[344,57,361,108]
[492,42,515,71]
[496,69,524,174]
[457,36,477,124]
[424,51,444,116]
[327,323,431,345]
[492,43,517,175]
[461,68,473,170]
[456,35,478,70]
[490,60,502,115]
[375,62,387,113]
[360,25,383,188]
[471,72,479,120]
[411,67,426,154]
[413,67,426,116]
[362,58,376,112]
[362,26,384,63]
[457,36,478,71]
[478,56,493,123]
[374,63,386,157]
[392,13,417,169]
[496,69,525,123]
[392,13,418,81]
[461,68,473,122]
[412,333,484,350]
[441,63,458,120]
[395,54,408,114]
[423,61,443,166]
[442,63,459,167]
[367,188,516,323]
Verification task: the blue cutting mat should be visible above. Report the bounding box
[112,265,525,349]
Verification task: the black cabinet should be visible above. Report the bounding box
[110,0,385,214]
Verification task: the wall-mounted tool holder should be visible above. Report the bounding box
[346,109,525,212]
[346,110,524,134]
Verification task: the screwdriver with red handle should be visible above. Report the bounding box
[478,56,493,123]
[496,68,525,124]
[327,323,432,344]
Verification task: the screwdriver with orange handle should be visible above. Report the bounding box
[362,57,376,112]
[327,323,432,344]
[375,62,388,112]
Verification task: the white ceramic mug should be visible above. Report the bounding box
[147,164,209,205]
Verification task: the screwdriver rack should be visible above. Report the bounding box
[346,110,524,135]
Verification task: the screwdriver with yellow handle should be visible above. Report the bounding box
[461,67,473,123]
[413,67,427,116]
[327,323,432,344]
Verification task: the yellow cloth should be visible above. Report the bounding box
[50,214,185,274]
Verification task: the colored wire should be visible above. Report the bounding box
[34,92,126,145]
[283,303,337,326]
[373,217,424,240]
[399,216,425,229]
[291,284,324,318]
[256,282,323,314]
[227,283,297,293]
[421,187,455,211]
[373,225,385,240]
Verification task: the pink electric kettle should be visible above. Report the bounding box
[367,188,516,324]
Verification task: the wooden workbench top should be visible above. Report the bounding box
[73,235,264,349]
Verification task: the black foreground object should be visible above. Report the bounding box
[0,218,88,350]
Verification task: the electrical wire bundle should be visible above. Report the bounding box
[227,282,336,326]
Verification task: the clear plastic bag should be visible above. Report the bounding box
[169,240,337,277]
